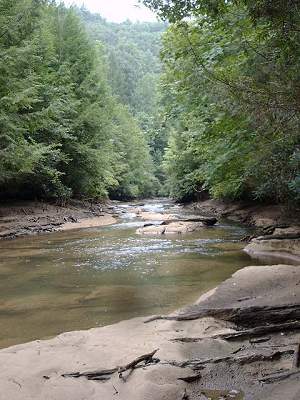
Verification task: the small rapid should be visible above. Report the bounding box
[0,199,264,348]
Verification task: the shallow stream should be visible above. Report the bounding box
[0,199,271,348]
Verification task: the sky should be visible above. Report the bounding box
[63,0,158,23]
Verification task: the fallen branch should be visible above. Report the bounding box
[118,349,159,376]
[145,304,300,327]
[62,349,159,381]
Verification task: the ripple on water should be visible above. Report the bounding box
[0,200,268,348]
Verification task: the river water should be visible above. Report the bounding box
[0,199,269,348]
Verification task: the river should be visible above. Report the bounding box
[0,199,268,348]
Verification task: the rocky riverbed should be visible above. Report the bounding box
[0,198,299,399]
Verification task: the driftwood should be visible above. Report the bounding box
[145,303,300,328]
[118,349,159,375]
[62,349,159,381]
[211,321,300,341]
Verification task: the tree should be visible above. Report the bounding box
[0,1,158,201]
[144,0,300,204]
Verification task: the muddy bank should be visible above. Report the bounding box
[0,200,118,240]
[0,264,299,400]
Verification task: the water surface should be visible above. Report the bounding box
[0,200,268,348]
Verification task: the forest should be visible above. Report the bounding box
[0,0,299,207]
[143,0,300,204]
[0,0,165,202]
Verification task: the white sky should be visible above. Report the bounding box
[63,0,157,22]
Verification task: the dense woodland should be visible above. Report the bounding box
[144,0,300,204]
[0,0,299,206]
[0,1,164,201]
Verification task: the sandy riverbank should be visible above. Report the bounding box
[0,200,118,240]
[0,198,299,399]
[0,263,299,400]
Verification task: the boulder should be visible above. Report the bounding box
[137,212,177,221]
[136,221,209,235]
[244,226,300,261]
[136,225,166,235]
[163,216,217,226]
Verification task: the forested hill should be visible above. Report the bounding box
[1,0,299,207]
[78,9,165,115]
[77,9,168,190]
[0,1,163,202]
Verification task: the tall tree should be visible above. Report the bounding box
[0,1,157,201]
[143,0,300,204]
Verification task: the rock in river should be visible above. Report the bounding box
[245,226,300,262]
[136,220,213,235]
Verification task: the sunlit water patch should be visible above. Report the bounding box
[0,199,272,348]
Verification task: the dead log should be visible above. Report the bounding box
[212,321,300,341]
[145,303,300,328]
[62,349,159,381]
[161,216,217,226]
[118,349,159,376]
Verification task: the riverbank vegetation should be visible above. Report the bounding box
[0,0,299,208]
[0,1,163,202]
[143,0,300,205]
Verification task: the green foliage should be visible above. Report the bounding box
[0,1,157,201]
[146,1,300,204]
[77,8,168,194]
